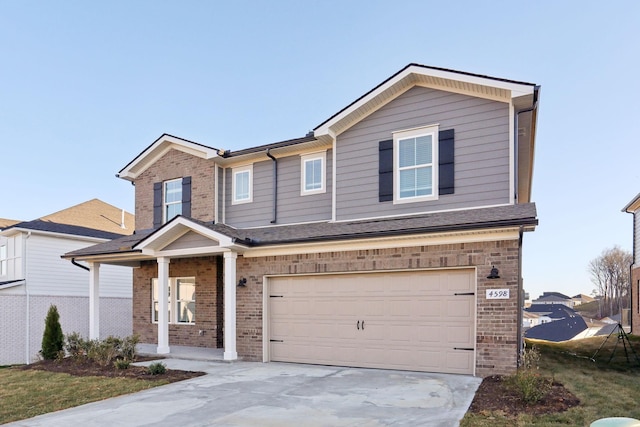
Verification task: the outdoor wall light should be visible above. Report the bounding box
[486,266,500,279]
[237,277,247,287]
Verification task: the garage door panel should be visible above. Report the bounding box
[269,269,476,375]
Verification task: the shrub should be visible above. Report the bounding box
[147,362,166,375]
[65,332,89,359]
[87,339,119,367]
[41,305,64,360]
[119,334,140,362]
[113,359,130,370]
[508,345,553,404]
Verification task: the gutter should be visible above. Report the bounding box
[266,149,278,224]
[71,258,90,271]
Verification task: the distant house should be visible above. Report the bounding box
[572,293,595,307]
[525,303,587,342]
[0,199,134,365]
[623,193,640,334]
[531,292,574,308]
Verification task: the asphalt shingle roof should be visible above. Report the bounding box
[8,220,128,240]
[64,203,537,259]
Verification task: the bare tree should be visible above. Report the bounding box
[588,246,632,318]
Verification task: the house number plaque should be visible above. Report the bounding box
[486,289,509,299]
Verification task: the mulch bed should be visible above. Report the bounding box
[20,356,205,383]
[468,375,580,416]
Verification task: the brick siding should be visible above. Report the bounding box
[134,149,215,230]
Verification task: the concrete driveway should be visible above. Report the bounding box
[7,360,481,427]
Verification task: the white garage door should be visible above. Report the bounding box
[268,269,476,375]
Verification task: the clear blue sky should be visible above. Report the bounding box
[1,1,638,300]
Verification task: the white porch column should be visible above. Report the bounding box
[89,262,100,340]
[223,251,238,360]
[157,257,170,354]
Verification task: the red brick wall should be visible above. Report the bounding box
[632,266,640,334]
[134,149,215,230]
[236,239,521,377]
[133,257,222,348]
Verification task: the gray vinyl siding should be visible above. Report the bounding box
[224,151,332,228]
[336,86,511,220]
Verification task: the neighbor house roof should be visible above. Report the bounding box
[64,203,537,259]
[3,220,127,240]
[622,192,640,213]
[0,218,20,229]
[525,316,588,342]
[526,304,577,319]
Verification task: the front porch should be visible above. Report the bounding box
[137,343,224,362]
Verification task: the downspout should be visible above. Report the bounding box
[513,86,539,203]
[517,226,524,366]
[24,231,31,365]
[71,258,90,271]
[266,149,278,224]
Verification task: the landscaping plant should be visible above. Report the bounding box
[40,305,64,360]
[507,344,552,404]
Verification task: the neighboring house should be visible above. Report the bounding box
[572,293,595,307]
[0,199,134,364]
[522,311,550,329]
[0,218,20,229]
[525,316,588,342]
[532,291,574,308]
[623,193,640,334]
[64,64,541,376]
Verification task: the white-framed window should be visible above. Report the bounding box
[0,245,6,276]
[164,178,182,222]
[232,165,253,204]
[152,277,196,324]
[393,124,439,204]
[300,151,326,195]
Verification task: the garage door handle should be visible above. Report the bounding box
[361,320,365,330]
[454,347,475,351]
[357,320,360,330]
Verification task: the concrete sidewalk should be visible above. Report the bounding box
[7,359,481,427]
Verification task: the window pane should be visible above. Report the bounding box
[166,202,182,221]
[399,139,416,167]
[164,180,182,203]
[416,166,433,196]
[235,171,249,200]
[415,135,432,165]
[305,158,322,190]
[399,169,416,198]
[151,278,170,323]
[177,278,195,323]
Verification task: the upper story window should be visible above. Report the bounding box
[0,245,6,276]
[393,124,439,204]
[301,151,326,195]
[232,165,253,204]
[164,178,182,222]
[152,277,196,324]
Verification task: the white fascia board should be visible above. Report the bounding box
[622,193,640,213]
[134,217,236,251]
[314,65,535,138]
[118,135,219,181]
[243,227,522,258]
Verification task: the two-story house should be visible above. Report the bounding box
[1,199,134,364]
[623,193,640,334]
[64,64,540,377]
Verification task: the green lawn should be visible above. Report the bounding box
[461,334,640,426]
[0,367,168,424]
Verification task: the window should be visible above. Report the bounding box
[232,165,253,204]
[0,245,6,276]
[152,277,196,324]
[393,124,438,203]
[301,152,326,195]
[164,179,182,222]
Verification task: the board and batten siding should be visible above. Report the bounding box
[224,152,332,228]
[335,86,511,220]
[25,233,132,298]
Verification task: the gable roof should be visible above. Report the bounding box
[1,199,134,239]
[538,291,572,300]
[525,316,588,342]
[526,304,577,319]
[0,218,20,229]
[623,192,640,213]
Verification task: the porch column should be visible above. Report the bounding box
[89,262,100,340]
[157,257,170,354]
[223,251,238,360]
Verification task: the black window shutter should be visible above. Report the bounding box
[153,182,162,228]
[378,140,394,202]
[438,129,455,195]
[182,176,192,218]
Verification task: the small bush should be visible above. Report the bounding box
[508,345,553,404]
[41,305,64,360]
[147,362,166,375]
[87,339,119,367]
[119,334,140,362]
[113,359,130,370]
[65,332,89,359]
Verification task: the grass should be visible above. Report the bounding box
[0,366,169,424]
[461,334,640,426]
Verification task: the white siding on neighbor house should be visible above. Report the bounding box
[335,86,511,220]
[25,233,132,298]
[0,234,24,282]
